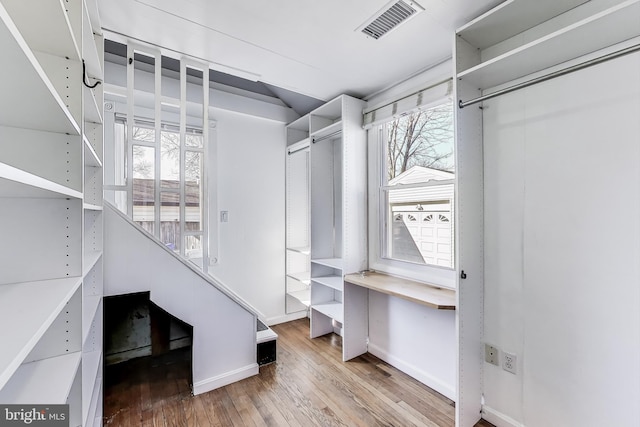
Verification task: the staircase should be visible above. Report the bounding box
[103,202,276,394]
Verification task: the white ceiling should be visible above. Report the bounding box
[98,0,502,102]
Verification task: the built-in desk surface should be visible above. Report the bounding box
[344,272,456,310]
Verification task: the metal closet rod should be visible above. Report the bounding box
[312,130,342,144]
[458,43,640,109]
[287,145,309,155]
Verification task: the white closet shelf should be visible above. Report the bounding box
[311,121,342,141]
[287,271,310,285]
[1,0,81,62]
[456,0,588,49]
[83,251,103,277]
[84,86,103,125]
[0,163,83,199]
[311,275,343,292]
[83,203,103,211]
[82,296,101,347]
[312,303,343,324]
[457,0,640,90]
[0,10,80,135]
[82,2,102,80]
[0,277,82,390]
[84,135,103,167]
[310,97,342,122]
[287,114,310,131]
[287,246,310,255]
[287,289,311,307]
[85,375,102,427]
[311,258,343,270]
[0,352,81,404]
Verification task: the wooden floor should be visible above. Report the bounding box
[104,318,494,427]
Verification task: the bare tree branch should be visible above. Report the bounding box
[387,103,454,181]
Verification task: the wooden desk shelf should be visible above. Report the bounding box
[344,272,456,310]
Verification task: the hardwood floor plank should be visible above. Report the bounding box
[217,388,248,426]
[252,364,304,427]
[397,400,443,427]
[105,318,496,427]
[200,389,229,427]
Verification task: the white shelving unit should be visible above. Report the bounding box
[456,0,640,92]
[286,271,310,285]
[81,0,104,424]
[0,278,82,389]
[306,95,368,361]
[453,1,640,426]
[0,353,82,404]
[0,0,104,425]
[285,117,311,314]
[311,275,343,291]
[310,258,343,270]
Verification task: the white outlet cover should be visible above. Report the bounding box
[503,352,517,374]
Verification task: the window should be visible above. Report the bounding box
[368,98,456,287]
[110,117,206,267]
[103,45,214,271]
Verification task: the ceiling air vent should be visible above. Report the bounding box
[358,0,424,40]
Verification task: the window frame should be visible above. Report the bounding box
[367,103,457,289]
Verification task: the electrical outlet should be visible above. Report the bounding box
[503,352,517,374]
[485,344,499,366]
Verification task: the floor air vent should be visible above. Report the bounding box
[359,0,424,40]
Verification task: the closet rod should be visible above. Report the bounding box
[458,43,640,109]
[287,144,309,155]
[312,130,342,144]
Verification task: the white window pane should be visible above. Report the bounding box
[381,102,455,269]
[185,151,203,231]
[160,191,180,251]
[185,235,203,270]
[132,145,156,234]
[185,132,203,148]
[161,130,180,185]
[386,103,455,183]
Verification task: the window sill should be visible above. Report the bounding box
[344,271,456,310]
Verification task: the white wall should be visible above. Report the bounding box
[209,108,288,324]
[482,51,640,426]
[368,292,457,400]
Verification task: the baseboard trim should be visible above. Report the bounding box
[367,343,456,401]
[482,405,524,427]
[266,311,308,326]
[193,363,259,395]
